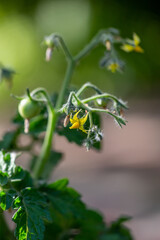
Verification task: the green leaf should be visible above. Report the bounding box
[11,166,26,182]
[0,66,15,84]
[74,209,107,240]
[44,180,85,221]
[29,115,47,135]
[0,151,17,177]
[106,216,133,240]
[12,188,51,240]
[48,178,69,190]
[11,169,33,191]
[0,130,19,151]
[0,189,16,210]
[0,171,8,186]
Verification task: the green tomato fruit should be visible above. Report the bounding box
[18,98,41,119]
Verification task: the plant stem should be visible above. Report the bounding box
[33,30,108,179]
[74,30,105,63]
[82,93,128,109]
[76,82,103,97]
[33,107,56,179]
[33,61,75,179]
[55,60,75,110]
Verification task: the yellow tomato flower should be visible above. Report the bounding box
[69,110,88,133]
[121,33,144,53]
[107,63,120,73]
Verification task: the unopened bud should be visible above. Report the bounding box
[63,115,70,127]
[24,119,30,134]
[45,47,53,62]
[105,40,111,51]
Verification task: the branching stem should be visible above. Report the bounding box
[33,30,114,179]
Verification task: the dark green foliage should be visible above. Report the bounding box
[0,65,15,85]
[105,216,133,240]
[0,130,19,150]
[0,171,8,186]
[12,188,51,240]
[0,151,17,177]
[0,189,16,210]
[0,151,133,240]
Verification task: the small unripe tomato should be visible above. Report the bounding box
[18,98,41,119]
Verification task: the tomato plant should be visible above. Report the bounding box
[0,28,143,240]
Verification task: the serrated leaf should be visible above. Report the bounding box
[0,189,16,210]
[11,170,33,192]
[11,166,26,182]
[0,130,18,150]
[13,196,22,209]
[12,188,51,240]
[0,151,17,177]
[0,171,8,186]
[44,182,85,221]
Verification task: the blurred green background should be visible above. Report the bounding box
[0,2,160,240]
[0,0,160,115]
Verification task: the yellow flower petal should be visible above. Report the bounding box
[108,63,119,73]
[134,45,144,53]
[79,113,88,126]
[70,116,75,124]
[79,126,88,134]
[121,44,134,52]
[133,33,140,46]
[69,110,88,133]
[69,121,80,130]
[72,109,81,121]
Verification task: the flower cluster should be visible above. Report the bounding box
[121,33,144,53]
[60,83,128,150]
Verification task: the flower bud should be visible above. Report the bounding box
[63,115,70,127]
[45,47,53,62]
[105,40,111,51]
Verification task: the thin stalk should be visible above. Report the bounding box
[82,93,128,109]
[76,82,103,97]
[55,35,73,61]
[74,30,105,63]
[87,112,93,139]
[56,60,75,109]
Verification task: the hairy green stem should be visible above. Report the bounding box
[74,30,105,62]
[82,93,128,109]
[33,107,56,179]
[56,60,75,109]
[76,82,103,97]
[54,35,73,61]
